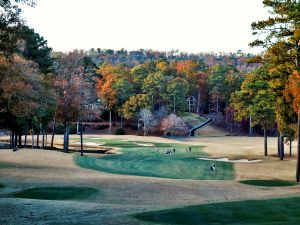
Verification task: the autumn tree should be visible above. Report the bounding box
[161,114,189,137]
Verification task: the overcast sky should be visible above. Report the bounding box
[22,0,270,54]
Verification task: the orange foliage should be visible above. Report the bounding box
[284,71,300,114]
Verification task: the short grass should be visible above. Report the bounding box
[239,180,298,187]
[75,138,234,180]
[12,187,98,200]
[135,197,300,225]
[180,112,207,126]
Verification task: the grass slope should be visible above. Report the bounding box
[135,197,300,225]
[180,112,207,127]
[75,138,234,180]
[12,187,98,200]
[240,180,298,187]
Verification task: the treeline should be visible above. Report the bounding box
[86,48,258,72]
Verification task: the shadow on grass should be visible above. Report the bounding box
[135,197,300,225]
[12,187,98,200]
[0,183,4,188]
[239,180,298,187]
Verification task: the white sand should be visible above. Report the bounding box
[199,157,262,163]
[73,141,104,146]
[136,143,154,147]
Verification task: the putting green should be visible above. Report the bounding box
[12,187,98,200]
[75,138,234,180]
[239,180,298,187]
[135,197,300,225]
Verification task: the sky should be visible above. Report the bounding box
[22,0,271,54]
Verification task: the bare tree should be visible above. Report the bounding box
[138,108,156,136]
[161,114,188,137]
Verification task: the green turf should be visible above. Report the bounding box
[180,112,207,126]
[12,187,98,200]
[239,180,298,187]
[75,138,234,180]
[135,197,300,225]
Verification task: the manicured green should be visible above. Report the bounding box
[135,197,300,225]
[180,112,207,126]
[75,138,234,180]
[12,187,98,200]
[239,180,298,187]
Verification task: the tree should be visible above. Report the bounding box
[0,0,36,57]
[53,50,87,153]
[121,94,151,120]
[250,0,300,180]
[231,66,275,156]
[142,71,168,108]
[164,77,188,113]
[284,71,300,181]
[160,114,188,137]
[138,108,156,136]
[17,26,53,74]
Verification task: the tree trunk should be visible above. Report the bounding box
[297,112,300,182]
[45,130,47,148]
[14,133,17,148]
[280,133,284,160]
[51,118,56,149]
[290,140,292,157]
[249,116,252,136]
[264,128,268,156]
[24,130,27,148]
[80,121,84,156]
[36,131,39,148]
[121,115,123,128]
[109,110,112,134]
[277,130,280,158]
[42,130,45,149]
[32,129,34,148]
[63,123,69,153]
[10,131,12,149]
[18,133,21,148]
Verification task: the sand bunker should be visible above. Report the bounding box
[198,157,262,163]
[136,143,154,147]
[87,137,105,140]
[73,142,104,146]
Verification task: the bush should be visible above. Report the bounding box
[96,124,110,130]
[115,128,125,135]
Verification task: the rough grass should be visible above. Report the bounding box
[135,197,300,225]
[75,138,234,180]
[180,112,207,126]
[12,187,98,200]
[239,180,298,187]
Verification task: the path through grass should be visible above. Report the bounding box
[74,138,234,180]
[135,197,300,225]
[12,187,98,200]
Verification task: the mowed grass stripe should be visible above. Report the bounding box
[12,187,98,200]
[75,139,234,180]
[135,197,300,225]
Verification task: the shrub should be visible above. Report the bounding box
[96,124,110,130]
[115,128,125,135]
